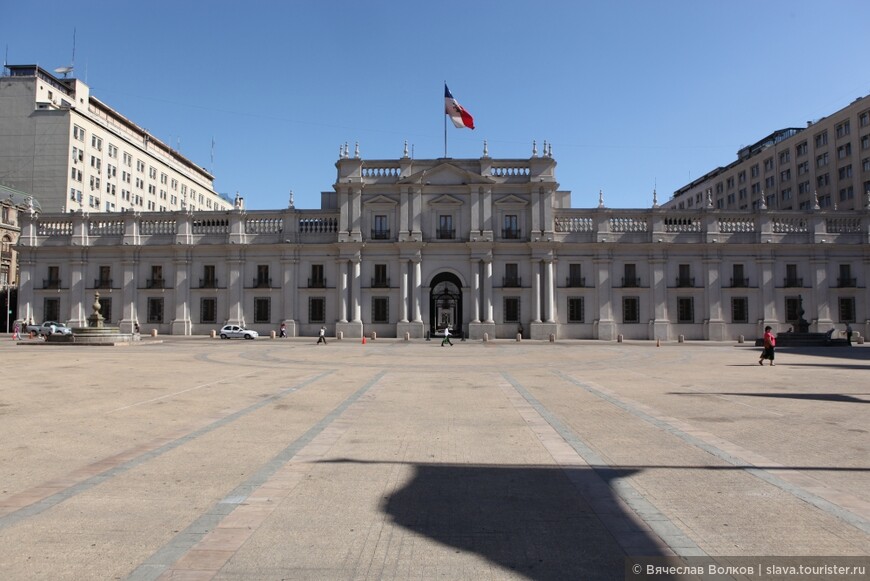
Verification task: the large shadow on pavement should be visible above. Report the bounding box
[327,461,658,580]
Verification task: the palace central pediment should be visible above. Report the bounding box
[399,162,494,186]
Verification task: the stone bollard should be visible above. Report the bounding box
[404,332,410,341]
[371,331,377,341]
[270,330,276,339]
[516,333,522,342]
[858,335,865,345]
[210,329,216,338]
[549,334,555,343]
[617,334,623,343]
[150,329,157,337]
[738,335,744,344]
[483,332,489,342]
[678,334,685,343]
[337,331,343,341]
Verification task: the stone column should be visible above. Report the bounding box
[281,254,297,336]
[471,259,481,322]
[413,257,423,322]
[399,259,409,322]
[545,259,555,323]
[171,253,192,335]
[338,259,348,323]
[483,258,494,323]
[532,259,542,323]
[352,255,362,323]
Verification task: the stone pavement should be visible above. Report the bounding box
[0,335,868,580]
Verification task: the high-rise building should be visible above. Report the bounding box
[0,65,232,214]
[668,94,870,212]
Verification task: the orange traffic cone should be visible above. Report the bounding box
[362,336,366,344]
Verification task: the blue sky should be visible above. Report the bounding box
[4,0,869,211]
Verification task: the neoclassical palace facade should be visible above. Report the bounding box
[15,150,870,341]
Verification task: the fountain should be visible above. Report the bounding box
[47,292,136,345]
[757,295,848,347]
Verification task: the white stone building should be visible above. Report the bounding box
[0,65,231,214]
[15,148,870,341]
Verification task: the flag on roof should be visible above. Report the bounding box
[444,84,475,130]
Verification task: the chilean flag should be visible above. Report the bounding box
[445,84,475,130]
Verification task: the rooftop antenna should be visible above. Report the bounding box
[53,28,76,78]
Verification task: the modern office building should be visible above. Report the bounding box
[668,93,870,212]
[15,147,870,341]
[0,64,232,214]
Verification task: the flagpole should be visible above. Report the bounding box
[443,81,448,158]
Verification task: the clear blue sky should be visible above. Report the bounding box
[4,0,869,211]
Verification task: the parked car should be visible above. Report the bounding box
[25,321,73,336]
[219,324,258,340]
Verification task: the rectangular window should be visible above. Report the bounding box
[785,296,801,322]
[839,186,854,201]
[731,297,748,323]
[309,297,325,323]
[149,265,164,289]
[254,297,271,323]
[836,120,850,138]
[372,215,389,239]
[73,125,85,141]
[796,141,808,156]
[504,263,520,287]
[622,297,639,324]
[202,265,216,288]
[200,298,217,324]
[147,298,164,324]
[568,297,584,323]
[568,263,584,287]
[838,264,855,288]
[502,214,519,239]
[310,264,325,288]
[371,297,389,323]
[503,297,520,323]
[763,157,774,172]
[780,169,791,182]
[839,165,853,180]
[44,297,60,322]
[256,264,270,288]
[623,263,638,287]
[817,173,830,188]
[779,150,790,164]
[677,264,693,287]
[816,152,829,168]
[438,215,454,239]
[838,297,856,323]
[837,143,852,159]
[861,111,870,127]
[677,297,694,323]
[373,264,388,287]
[98,297,112,324]
[750,164,759,178]
[815,131,828,147]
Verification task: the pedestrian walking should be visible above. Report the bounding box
[317,325,327,344]
[845,322,853,346]
[279,322,287,338]
[441,327,453,347]
[759,325,776,366]
[12,322,20,341]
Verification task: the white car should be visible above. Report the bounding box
[219,324,259,340]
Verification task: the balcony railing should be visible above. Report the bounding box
[566,276,586,288]
[146,278,165,289]
[308,277,327,288]
[371,229,391,240]
[837,277,857,288]
[94,278,113,289]
[371,277,390,288]
[437,229,455,240]
[200,278,219,289]
[783,277,803,288]
[675,277,695,288]
[43,279,62,289]
[730,277,749,288]
[622,277,642,288]
[502,276,522,288]
[502,228,522,240]
[253,277,272,289]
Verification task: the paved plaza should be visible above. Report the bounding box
[0,336,868,580]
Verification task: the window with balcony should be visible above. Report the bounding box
[201,265,217,288]
[437,215,455,240]
[567,264,584,287]
[255,264,271,288]
[676,264,694,288]
[148,265,164,289]
[623,264,639,288]
[371,215,390,240]
[96,265,112,289]
[784,264,802,288]
[309,264,326,288]
[372,264,389,288]
[838,264,856,288]
[45,266,61,289]
[502,214,520,239]
[503,263,521,287]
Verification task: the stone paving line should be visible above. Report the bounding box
[0,338,868,579]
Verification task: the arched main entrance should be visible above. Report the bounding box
[429,272,463,337]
